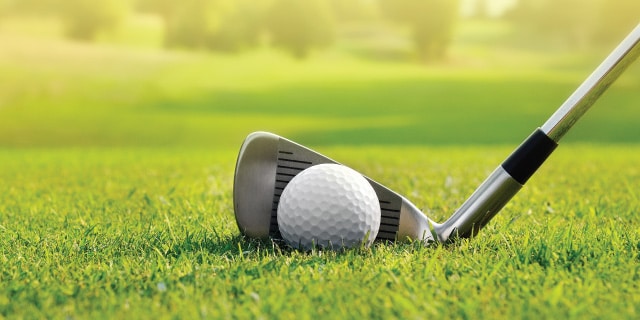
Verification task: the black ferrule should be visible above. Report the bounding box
[501,128,558,185]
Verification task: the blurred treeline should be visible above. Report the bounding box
[506,0,639,49]
[1,0,638,60]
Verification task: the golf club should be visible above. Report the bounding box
[233,24,640,243]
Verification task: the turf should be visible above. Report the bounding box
[1,146,639,318]
[1,17,640,319]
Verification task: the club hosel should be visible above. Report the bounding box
[435,166,522,242]
[436,129,558,242]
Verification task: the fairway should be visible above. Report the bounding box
[1,146,639,318]
[1,15,640,319]
[1,28,639,148]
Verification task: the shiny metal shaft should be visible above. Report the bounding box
[542,24,640,141]
[435,24,640,243]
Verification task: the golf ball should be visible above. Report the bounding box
[277,163,381,250]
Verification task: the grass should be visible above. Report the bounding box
[1,16,639,318]
[1,146,639,318]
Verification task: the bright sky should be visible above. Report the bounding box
[460,0,518,17]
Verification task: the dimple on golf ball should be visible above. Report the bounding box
[277,163,381,250]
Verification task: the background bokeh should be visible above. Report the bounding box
[1,4,639,318]
[1,0,638,148]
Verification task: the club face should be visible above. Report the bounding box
[233,132,436,243]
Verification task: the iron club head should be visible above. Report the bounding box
[233,24,640,244]
[233,131,437,243]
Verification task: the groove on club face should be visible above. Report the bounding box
[269,137,401,242]
[270,151,314,238]
[234,132,436,242]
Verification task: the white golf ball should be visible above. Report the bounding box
[277,163,381,250]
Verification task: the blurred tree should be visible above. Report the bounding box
[0,0,57,17]
[507,0,639,48]
[329,0,379,22]
[205,0,266,52]
[473,0,491,19]
[378,0,459,61]
[53,0,131,41]
[265,0,335,59]
[0,0,9,18]
[592,0,640,44]
[506,0,595,48]
[137,0,265,52]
